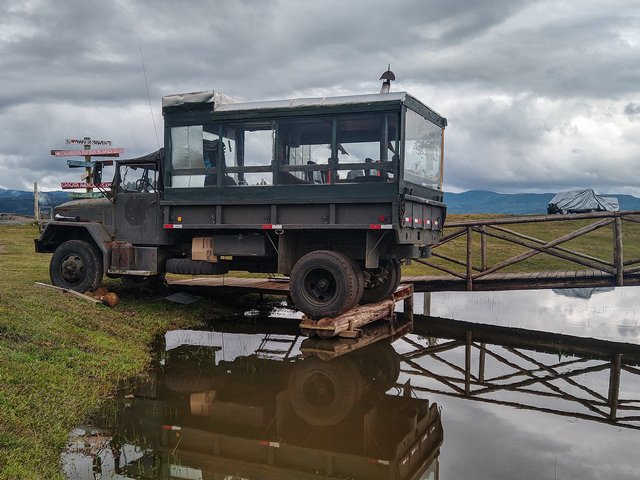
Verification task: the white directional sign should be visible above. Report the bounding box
[61,182,112,189]
[65,139,112,146]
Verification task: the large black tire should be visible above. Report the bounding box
[359,341,401,392]
[290,250,360,319]
[121,274,167,293]
[166,258,229,275]
[349,259,365,308]
[163,371,216,394]
[288,356,364,426]
[50,240,103,292]
[360,259,401,304]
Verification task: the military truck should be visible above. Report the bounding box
[36,89,447,318]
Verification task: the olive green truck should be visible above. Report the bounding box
[36,89,447,319]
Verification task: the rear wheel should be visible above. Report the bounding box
[360,259,401,304]
[50,240,103,292]
[349,259,365,308]
[290,250,361,319]
[288,356,364,426]
[360,341,401,392]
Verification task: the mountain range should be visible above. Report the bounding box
[0,189,70,217]
[444,190,640,214]
[2,188,640,217]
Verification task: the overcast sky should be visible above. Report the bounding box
[0,0,638,194]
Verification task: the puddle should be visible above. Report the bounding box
[62,287,640,479]
[409,286,640,343]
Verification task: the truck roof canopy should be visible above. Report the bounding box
[162,90,447,127]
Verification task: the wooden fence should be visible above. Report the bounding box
[412,210,640,290]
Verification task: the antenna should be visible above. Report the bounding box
[379,64,396,94]
[139,42,161,149]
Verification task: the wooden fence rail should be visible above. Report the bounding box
[414,210,640,291]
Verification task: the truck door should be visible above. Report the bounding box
[114,162,162,244]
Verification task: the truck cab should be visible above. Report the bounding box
[37,90,447,318]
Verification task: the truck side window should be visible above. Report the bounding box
[278,119,332,184]
[243,127,273,186]
[403,109,442,189]
[170,125,205,187]
[337,113,397,182]
[169,125,226,187]
[223,122,274,186]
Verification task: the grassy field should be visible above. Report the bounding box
[0,224,243,479]
[1,213,638,478]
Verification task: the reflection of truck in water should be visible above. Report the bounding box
[36,88,447,318]
[64,329,443,479]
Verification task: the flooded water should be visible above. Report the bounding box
[62,287,640,479]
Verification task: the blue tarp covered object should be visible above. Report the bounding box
[547,189,619,214]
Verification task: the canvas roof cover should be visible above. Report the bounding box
[548,189,619,213]
[161,90,447,126]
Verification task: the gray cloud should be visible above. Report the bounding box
[0,0,639,194]
[625,102,640,120]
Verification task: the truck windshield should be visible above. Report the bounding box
[403,109,443,190]
[119,163,157,193]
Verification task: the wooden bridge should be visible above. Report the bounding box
[407,209,640,291]
[169,210,640,294]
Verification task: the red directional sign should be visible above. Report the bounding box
[51,148,124,157]
[61,182,113,189]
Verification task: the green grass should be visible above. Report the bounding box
[0,224,240,479]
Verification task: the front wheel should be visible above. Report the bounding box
[290,250,361,319]
[50,240,103,292]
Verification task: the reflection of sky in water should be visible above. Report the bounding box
[407,287,640,343]
[396,286,640,480]
[63,287,640,480]
[435,393,639,480]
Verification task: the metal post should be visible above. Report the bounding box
[33,181,39,222]
[480,226,487,272]
[465,330,472,396]
[478,342,486,383]
[422,291,431,317]
[466,227,473,290]
[608,353,622,421]
[84,136,93,193]
[614,217,624,286]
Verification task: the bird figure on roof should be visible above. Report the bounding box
[379,65,396,93]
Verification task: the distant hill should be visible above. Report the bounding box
[1,188,639,217]
[0,189,70,216]
[444,190,640,214]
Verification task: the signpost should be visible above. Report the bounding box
[51,136,123,194]
[66,138,112,146]
[61,182,113,189]
[67,160,98,168]
[51,148,124,157]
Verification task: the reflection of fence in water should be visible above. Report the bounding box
[395,315,640,430]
